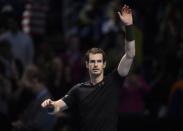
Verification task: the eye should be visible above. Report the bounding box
[90,60,95,63]
[97,60,102,63]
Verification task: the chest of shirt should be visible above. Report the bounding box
[75,83,119,110]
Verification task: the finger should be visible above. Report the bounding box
[128,9,132,14]
[122,5,126,12]
[41,100,46,107]
[117,12,124,19]
[47,99,51,104]
[41,101,46,107]
[117,12,124,21]
[122,5,128,14]
[117,11,121,17]
[123,5,128,9]
[41,102,46,107]
[42,99,51,107]
[46,99,52,105]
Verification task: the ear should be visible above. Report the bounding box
[85,61,89,68]
[103,62,106,68]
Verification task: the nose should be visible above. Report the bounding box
[94,62,98,67]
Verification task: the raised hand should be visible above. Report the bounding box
[117,5,133,26]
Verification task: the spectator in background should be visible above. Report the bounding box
[0,40,14,78]
[11,64,56,131]
[0,54,12,131]
[117,66,151,130]
[62,34,84,87]
[22,0,50,45]
[0,39,20,87]
[0,5,34,69]
[118,67,150,115]
[46,56,67,99]
[9,63,36,121]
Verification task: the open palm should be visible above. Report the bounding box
[118,5,133,26]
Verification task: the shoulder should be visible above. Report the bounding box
[73,81,91,87]
[69,82,86,92]
[73,82,85,88]
[68,81,92,94]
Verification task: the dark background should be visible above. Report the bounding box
[0,0,183,130]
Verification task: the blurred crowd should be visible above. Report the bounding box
[0,0,183,130]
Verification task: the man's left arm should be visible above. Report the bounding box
[117,5,135,77]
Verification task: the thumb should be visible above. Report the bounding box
[117,11,121,17]
[117,12,124,20]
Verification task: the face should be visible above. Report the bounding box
[86,53,106,76]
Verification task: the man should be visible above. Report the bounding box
[12,65,56,131]
[41,5,135,131]
[0,6,34,68]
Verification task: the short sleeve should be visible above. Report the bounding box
[61,84,79,108]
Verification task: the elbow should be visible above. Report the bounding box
[118,70,129,77]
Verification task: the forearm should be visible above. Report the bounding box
[117,25,135,76]
[125,25,135,58]
[125,40,135,58]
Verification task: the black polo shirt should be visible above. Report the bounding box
[62,70,125,131]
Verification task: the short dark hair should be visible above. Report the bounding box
[85,48,106,63]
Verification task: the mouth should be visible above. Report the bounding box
[93,69,99,71]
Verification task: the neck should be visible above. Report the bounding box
[90,73,104,85]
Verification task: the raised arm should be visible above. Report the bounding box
[117,5,135,76]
